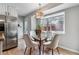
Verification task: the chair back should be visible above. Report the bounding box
[23,34,34,48]
[50,34,59,49]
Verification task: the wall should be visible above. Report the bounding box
[24,15,31,34]
[18,16,24,39]
[24,11,36,34]
[58,6,79,52]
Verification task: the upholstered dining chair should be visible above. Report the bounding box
[23,34,39,55]
[43,34,60,55]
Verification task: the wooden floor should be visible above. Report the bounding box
[3,39,79,55]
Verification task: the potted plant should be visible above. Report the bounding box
[35,23,42,36]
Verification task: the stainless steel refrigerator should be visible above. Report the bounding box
[0,15,18,51]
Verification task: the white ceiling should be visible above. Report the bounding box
[0,3,62,16]
[6,3,47,16]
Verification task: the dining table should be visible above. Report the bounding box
[32,35,47,55]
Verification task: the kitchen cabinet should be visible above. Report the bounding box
[0,5,17,19]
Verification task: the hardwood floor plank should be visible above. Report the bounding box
[3,39,79,55]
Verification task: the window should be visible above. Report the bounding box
[41,12,65,34]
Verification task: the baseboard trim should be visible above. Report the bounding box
[58,45,79,54]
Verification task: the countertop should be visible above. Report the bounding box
[0,32,4,41]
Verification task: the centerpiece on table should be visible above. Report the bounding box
[35,23,42,37]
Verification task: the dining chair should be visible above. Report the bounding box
[30,31,40,41]
[43,34,60,55]
[23,34,39,55]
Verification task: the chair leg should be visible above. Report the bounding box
[56,47,60,54]
[43,45,44,55]
[29,47,32,55]
[52,49,54,55]
[24,47,27,55]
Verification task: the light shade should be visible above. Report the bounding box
[35,9,43,19]
[35,3,44,19]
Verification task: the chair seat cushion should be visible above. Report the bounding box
[32,41,39,45]
[43,41,51,45]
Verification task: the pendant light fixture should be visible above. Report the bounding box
[35,3,44,19]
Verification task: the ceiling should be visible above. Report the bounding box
[0,3,62,16]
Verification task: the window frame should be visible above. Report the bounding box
[41,12,65,34]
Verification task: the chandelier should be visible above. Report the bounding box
[35,3,44,19]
